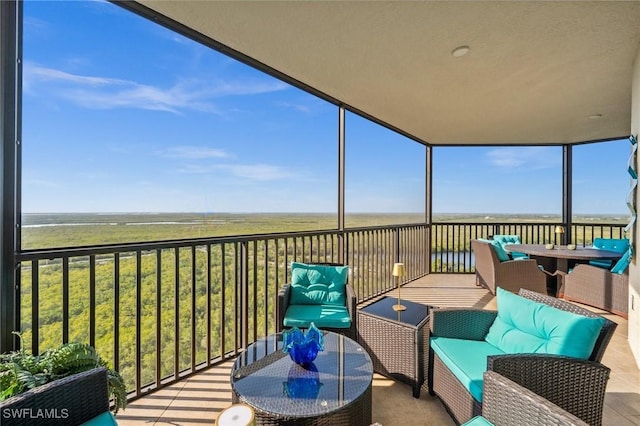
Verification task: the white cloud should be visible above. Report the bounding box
[486,147,559,170]
[220,164,294,181]
[26,64,123,87]
[275,101,312,114]
[24,178,58,188]
[177,163,294,181]
[23,63,289,113]
[175,164,217,174]
[157,146,230,159]
[77,171,109,180]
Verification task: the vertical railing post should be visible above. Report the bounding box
[155,250,162,387]
[113,253,120,373]
[205,244,211,364]
[220,244,226,358]
[135,251,142,395]
[190,246,197,372]
[89,255,96,348]
[173,247,180,379]
[394,226,401,264]
[62,257,69,344]
[30,260,38,354]
[240,241,249,349]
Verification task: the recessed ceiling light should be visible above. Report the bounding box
[451,46,471,57]
[589,114,603,119]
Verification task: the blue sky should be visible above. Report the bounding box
[21,1,630,216]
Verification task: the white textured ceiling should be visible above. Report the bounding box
[135,1,640,146]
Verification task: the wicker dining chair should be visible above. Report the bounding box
[471,240,548,295]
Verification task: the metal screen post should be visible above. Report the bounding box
[0,0,20,353]
[338,106,345,263]
[563,145,573,245]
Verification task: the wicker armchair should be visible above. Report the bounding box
[469,358,610,426]
[429,289,617,425]
[475,372,588,425]
[0,367,115,426]
[276,262,357,340]
[562,263,629,318]
[471,240,548,295]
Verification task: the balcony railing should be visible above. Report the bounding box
[14,220,625,400]
[16,223,427,399]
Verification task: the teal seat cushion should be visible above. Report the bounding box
[431,337,505,402]
[611,248,632,274]
[485,288,605,359]
[80,412,118,426]
[283,304,351,329]
[462,416,494,426]
[589,259,614,269]
[477,238,510,262]
[510,252,529,259]
[290,262,349,305]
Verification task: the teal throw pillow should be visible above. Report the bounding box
[490,240,511,262]
[478,238,510,262]
[611,248,632,274]
[485,288,605,359]
[493,235,527,258]
[290,262,349,306]
[493,235,521,244]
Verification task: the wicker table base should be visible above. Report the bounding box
[357,297,432,398]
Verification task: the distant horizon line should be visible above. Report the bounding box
[21,211,629,217]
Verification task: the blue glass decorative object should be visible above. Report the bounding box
[283,363,322,399]
[282,322,324,366]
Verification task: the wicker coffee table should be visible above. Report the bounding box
[230,332,373,425]
[357,296,433,397]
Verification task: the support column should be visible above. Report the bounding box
[0,0,20,353]
[425,145,432,273]
[562,145,572,245]
[338,107,346,263]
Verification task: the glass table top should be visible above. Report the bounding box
[359,296,431,326]
[231,332,373,418]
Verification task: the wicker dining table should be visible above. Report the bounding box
[504,243,622,270]
[230,331,373,426]
[504,243,623,295]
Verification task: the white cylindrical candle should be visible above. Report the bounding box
[217,404,255,426]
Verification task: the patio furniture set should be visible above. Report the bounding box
[228,261,616,426]
[474,236,631,317]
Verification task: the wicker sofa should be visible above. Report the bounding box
[463,360,610,426]
[0,367,117,426]
[429,288,616,425]
[471,239,548,295]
